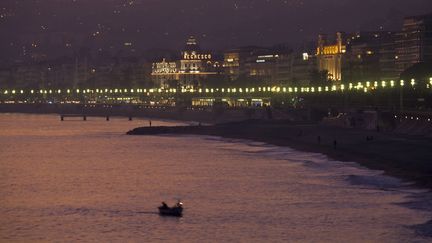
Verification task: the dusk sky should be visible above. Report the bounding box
[2,2,432,242]
[1,0,431,58]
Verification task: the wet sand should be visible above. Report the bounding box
[127,120,432,189]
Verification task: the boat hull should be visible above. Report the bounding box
[158,206,183,217]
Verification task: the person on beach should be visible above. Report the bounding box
[333,140,337,149]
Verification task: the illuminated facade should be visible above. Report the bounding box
[152,58,178,74]
[223,46,317,86]
[180,36,212,73]
[343,32,398,82]
[316,32,346,82]
[223,47,268,80]
[223,51,241,80]
[151,36,221,88]
[151,58,179,87]
[247,54,280,83]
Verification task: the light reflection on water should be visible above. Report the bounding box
[0,113,431,242]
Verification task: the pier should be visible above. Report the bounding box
[60,114,133,121]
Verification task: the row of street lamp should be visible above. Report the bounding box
[1,78,431,96]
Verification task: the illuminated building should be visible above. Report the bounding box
[379,33,400,80]
[151,58,179,87]
[223,47,268,80]
[395,13,432,73]
[180,36,211,73]
[223,46,317,86]
[223,51,241,80]
[343,32,398,82]
[247,54,280,84]
[152,36,221,88]
[317,31,402,83]
[316,32,346,82]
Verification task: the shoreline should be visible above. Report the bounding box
[127,120,432,189]
[0,103,277,124]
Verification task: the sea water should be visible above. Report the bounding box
[0,114,431,242]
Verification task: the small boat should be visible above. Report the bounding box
[158,201,183,217]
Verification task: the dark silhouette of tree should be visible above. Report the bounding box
[310,70,330,86]
[202,74,229,88]
[232,74,262,87]
[166,79,178,88]
[400,62,432,85]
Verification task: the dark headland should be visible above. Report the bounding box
[127,120,432,189]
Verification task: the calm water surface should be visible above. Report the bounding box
[0,114,431,242]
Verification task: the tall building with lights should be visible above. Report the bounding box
[223,46,317,86]
[316,32,346,82]
[395,13,432,73]
[343,31,398,82]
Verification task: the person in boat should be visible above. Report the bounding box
[161,202,168,209]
